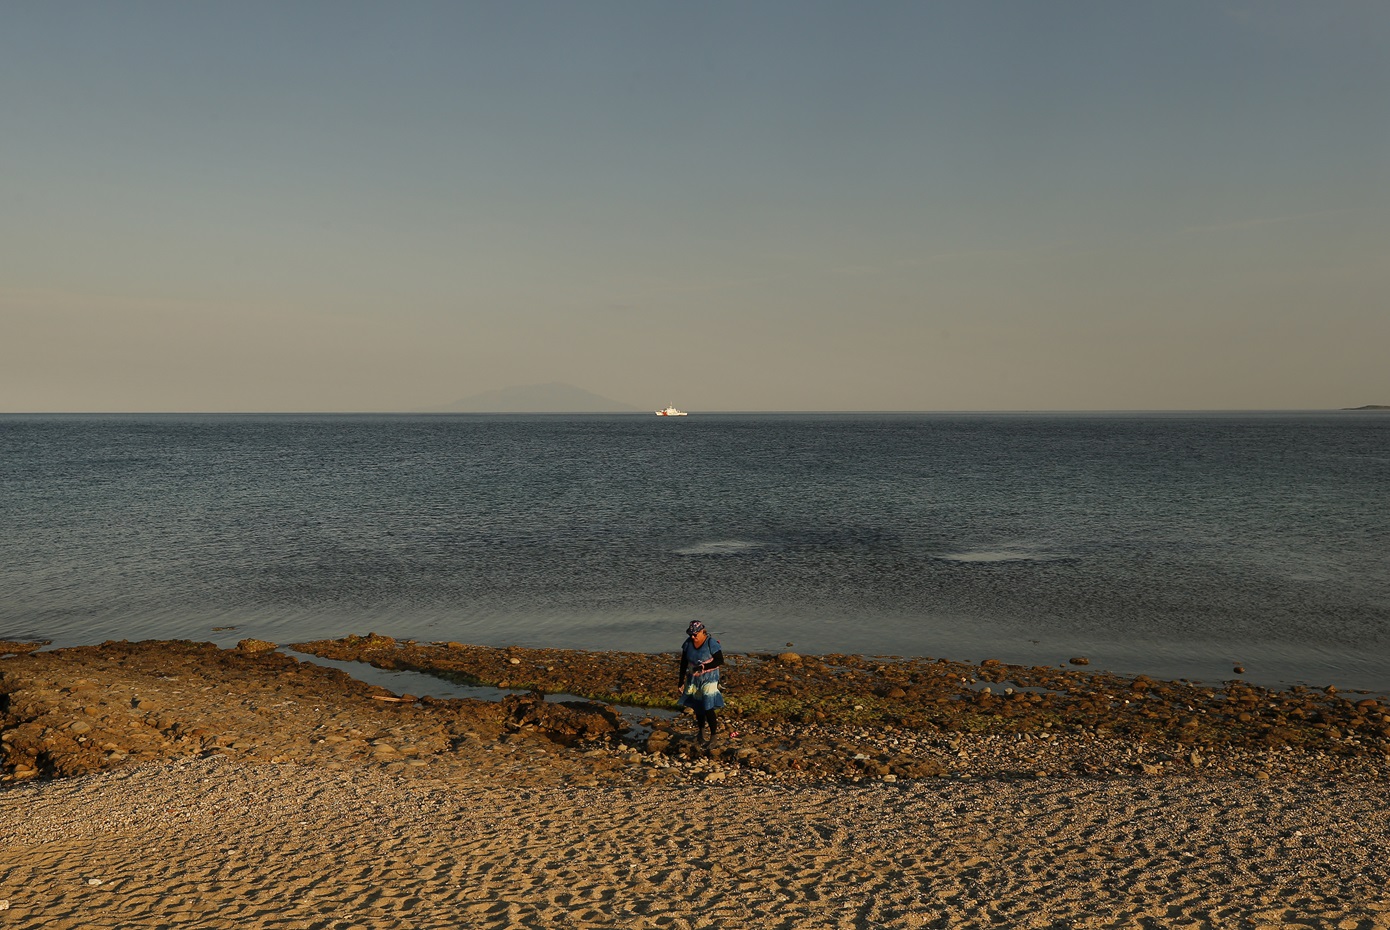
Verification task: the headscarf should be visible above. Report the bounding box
[686,619,708,649]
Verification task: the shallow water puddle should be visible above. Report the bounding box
[282,648,680,738]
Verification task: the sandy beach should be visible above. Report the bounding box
[2,638,1388,928]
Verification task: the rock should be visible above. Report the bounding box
[1068,657,1090,666]
[236,639,277,654]
[1233,666,1245,674]
[0,640,47,656]
[776,653,802,665]
[500,693,623,746]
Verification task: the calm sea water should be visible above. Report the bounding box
[2,413,1387,691]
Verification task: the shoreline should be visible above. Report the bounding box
[3,635,1390,785]
[2,637,1389,927]
[12,622,1390,699]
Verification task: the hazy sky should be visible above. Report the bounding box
[3,2,1386,412]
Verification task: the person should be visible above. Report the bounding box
[678,620,725,748]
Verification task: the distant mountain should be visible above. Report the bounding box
[1342,405,1390,411]
[436,382,642,413]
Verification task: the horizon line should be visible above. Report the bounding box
[2,407,1382,416]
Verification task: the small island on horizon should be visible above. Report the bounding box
[1342,405,1390,411]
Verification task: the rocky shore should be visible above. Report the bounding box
[3,634,1389,787]
[2,636,1388,928]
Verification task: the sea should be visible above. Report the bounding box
[2,412,1387,693]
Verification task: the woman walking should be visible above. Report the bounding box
[678,620,725,748]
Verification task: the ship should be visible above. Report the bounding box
[655,405,688,417]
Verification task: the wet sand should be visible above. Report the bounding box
[1,638,1388,928]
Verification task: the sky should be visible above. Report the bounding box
[2,1,1387,412]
